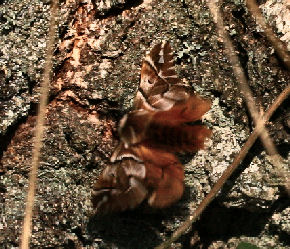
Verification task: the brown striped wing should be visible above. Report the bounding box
[134,42,190,111]
[91,159,148,214]
[92,145,185,213]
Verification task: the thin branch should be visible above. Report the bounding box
[154,0,290,246]
[155,83,290,248]
[246,0,290,70]
[207,0,288,191]
[20,1,58,248]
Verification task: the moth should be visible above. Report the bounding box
[92,42,212,214]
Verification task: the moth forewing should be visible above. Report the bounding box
[135,41,188,112]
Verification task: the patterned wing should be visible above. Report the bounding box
[118,94,212,150]
[133,145,184,208]
[92,145,185,214]
[92,159,148,214]
[134,41,190,111]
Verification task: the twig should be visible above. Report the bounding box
[154,0,290,247]
[20,1,58,248]
[246,0,290,70]
[207,0,288,192]
[155,83,290,248]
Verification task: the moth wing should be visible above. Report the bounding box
[92,159,148,214]
[142,124,212,153]
[151,94,212,126]
[117,94,212,150]
[134,42,190,111]
[133,145,185,208]
[110,141,143,162]
[148,162,184,208]
[92,42,213,213]
[116,110,152,149]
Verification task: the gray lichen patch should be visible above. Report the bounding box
[270,206,290,235]
[185,96,248,206]
[186,95,287,211]
[261,0,290,50]
[0,93,31,132]
[0,0,52,135]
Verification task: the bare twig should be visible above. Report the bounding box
[155,83,290,248]
[20,1,58,248]
[207,0,288,191]
[154,0,290,247]
[246,0,290,70]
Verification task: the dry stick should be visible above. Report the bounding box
[155,84,290,248]
[207,0,288,190]
[246,0,290,70]
[20,1,58,249]
[155,2,290,249]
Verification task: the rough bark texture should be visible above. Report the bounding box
[0,0,289,248]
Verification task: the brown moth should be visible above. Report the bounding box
[92,42,212,214]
